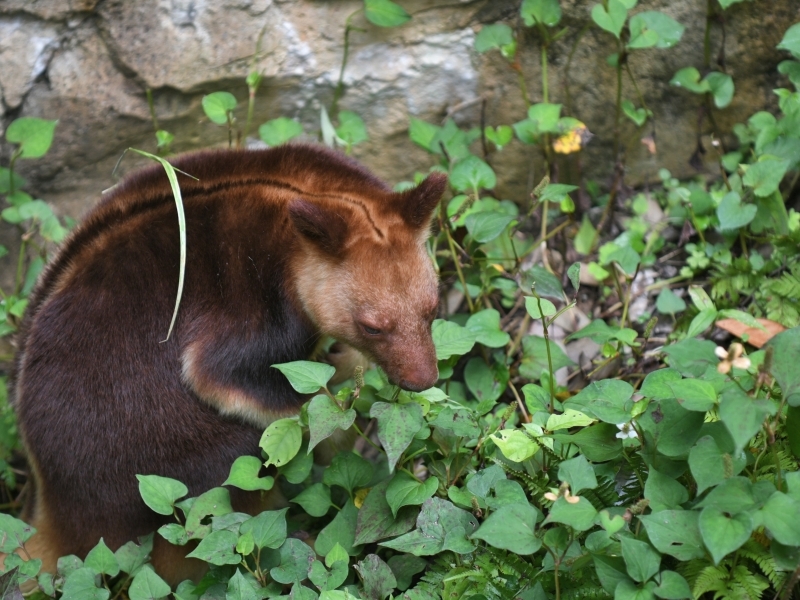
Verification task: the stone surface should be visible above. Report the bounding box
[0,0,798,224]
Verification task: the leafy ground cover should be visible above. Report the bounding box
[2,1,800,599]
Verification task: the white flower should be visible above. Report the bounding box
[616,422,638,440]
[715,343,751,374]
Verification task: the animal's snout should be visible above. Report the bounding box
[398,364,439,392]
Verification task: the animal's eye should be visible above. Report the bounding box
[361,324,382,336]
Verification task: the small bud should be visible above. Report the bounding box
[354,365,364,398]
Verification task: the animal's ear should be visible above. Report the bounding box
[288,199,348,256]
[394,172,448,229]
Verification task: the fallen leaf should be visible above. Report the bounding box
[716,318,786,348]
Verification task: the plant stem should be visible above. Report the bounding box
[331,9,364,118]
[146,88,160,133]
[445,225,475,313]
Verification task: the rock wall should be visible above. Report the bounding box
[1,0,798,218]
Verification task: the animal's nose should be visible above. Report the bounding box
[399,365,439,392]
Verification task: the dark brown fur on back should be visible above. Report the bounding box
[11,144,446,577]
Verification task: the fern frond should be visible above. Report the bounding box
[739,540,787,589]
[693,564,729,598]
[730,564,770,600]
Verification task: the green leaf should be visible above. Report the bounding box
[558,455,598,494]
[466,309,510,348]
[705,72,734,108]
[115,535,153,576]
[202,92,236,125]
[260,418,303,468]
[490,429,540,462]
[485,125,514,149]
[5,117,57,158]
[465,210,514,243]
[223,455,274,492]
[380,497,478,556]
[475,23,514,53]
[670,67,710,94]
[520,0,561,26]
[364,0,411,27]
[235,531,255,556]
[307,394,357,453]
[292,483,332,518]
[84,539,120,577]
[464,357,507,403]
[136,475,188,516]
[270,538,316,584]
[431,319,477,360]
[259,118,303,146]
[716,191,756,230]
[553,416,593,446]
[280,444,314,484]
[742,157,790,197]
[354,554,397,600]
[310,558,348,592]
[61,567,110,600]
[656,288,686,315]
[273,361,336,394]
[183,487,233,539]
[622,538,661,583]
[545,496,597,531]
[354,478,418,545]
[240,508,288,550]
[472,502,542,554]
[662,338,718,377]
[696,477,762,514]
[371,401,424,471]
[525,297,557,319]
[520,335,575,380]
[629,11,684,49]
[766,327,800,406]
[591,0,627,38]
[387,554,426,592]
[644,470,688,512]
[316,500,360,556]
[336,111,368,146]
[653,571,692,600]
[527,103,562,133]
[386,473,438,517]
[699,507,753,564]
[664,379,717,412]
[226,571,260,600]
[186,530,240,565]
[450,156,497,192]
[689,436,727,495]
[778,22,800,59]
[622,100,649,126]
[719,388,772,454]
[323,452,374,494]
[574,216,597,255]
[563,379,633,424]
[409,117,440,152]
[640,511,705,561]
[0,513,35,552]
[640,398,704,457]
[761,491,800,546]
[128,565,171,600]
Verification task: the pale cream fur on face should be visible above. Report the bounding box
[292,226,439,390]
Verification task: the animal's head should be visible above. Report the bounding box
[290,172,448,392]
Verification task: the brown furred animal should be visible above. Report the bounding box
[11,144,447,582]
